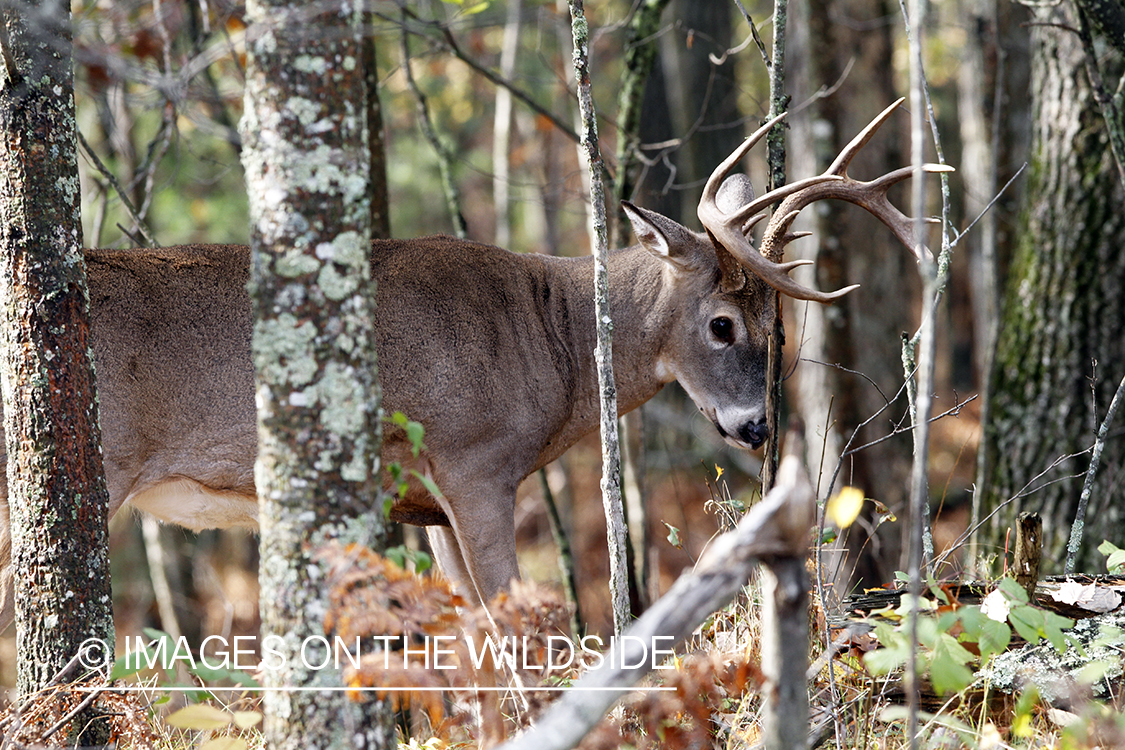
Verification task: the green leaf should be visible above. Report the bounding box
[1077,660,1115,684]
[110,652,145,681]
[929,643,974,695]
[405,421,426,457]
[977,618,1011,663]
[864,621,911,675]
[663,522,682,549]
[409,469,442,498]
[997,577,1030,604]
[389,412,427,456]
[915,616,942,649]
[864,645,908,676]
[1099,541,1125,573]
[958,605,984,637]
[165,703,232,730]
[189,663,261,688]
[1041,611,1075,653]
[412,551,433,573]
[1008,605,1044,644]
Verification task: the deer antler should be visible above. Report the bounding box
[697,98,955,303]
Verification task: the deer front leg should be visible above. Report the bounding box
[428,484,521,608]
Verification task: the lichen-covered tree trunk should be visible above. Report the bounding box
[0,0,115,730]
[240,1,391,747]
[981,2,1125,574]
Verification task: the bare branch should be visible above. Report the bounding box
[497,457,814,750]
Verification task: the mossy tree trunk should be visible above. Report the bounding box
[0,0,115,736]
[982,1,1125,574]
[240,1,392,747]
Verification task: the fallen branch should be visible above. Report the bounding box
[497,456,814,750]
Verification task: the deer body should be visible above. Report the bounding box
[0,101,944,630]
[0,224,775,629]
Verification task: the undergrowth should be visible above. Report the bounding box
[5,475,1125,749]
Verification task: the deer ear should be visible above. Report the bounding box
[621,201,701,271]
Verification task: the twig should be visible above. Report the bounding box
[568,0,630,636]
[76,130,157,247]
[538,468,584,635]
[496,456,814,750]
[1065,369,1125,573]
[611,0,672,248]
[1076,6,1125,185]
[903,0,934,735]
[40,686,104,742]
[133,104,176,226]
[386,4,581,145]
[762,0,790,495]
[399,9,468,238]
[949,164,1026,250]
[729,0,773,69]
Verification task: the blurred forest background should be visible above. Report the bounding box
[3,0,1123,691]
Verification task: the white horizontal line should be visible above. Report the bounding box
[77,685,673,693]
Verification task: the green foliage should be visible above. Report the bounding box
[863,576,1075,696]
[384,543,433,573]
[439,0,492,15]
[1098,540,1125,573]
[390,411,427,458]
[382,412,445,519]
[663,521,682,549]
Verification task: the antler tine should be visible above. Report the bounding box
[760,161,954,263]
[825,97,906,177]
[697,102,954,303]
[702,110,789,204]
[698,116,853,301]
[732,174,844,223]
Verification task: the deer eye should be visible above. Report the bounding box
[710,316,735,344]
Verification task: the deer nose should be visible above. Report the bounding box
[738,419,769,449]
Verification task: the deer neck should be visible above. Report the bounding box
[536,245,671,456]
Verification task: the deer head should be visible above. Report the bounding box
[620,98,951,450]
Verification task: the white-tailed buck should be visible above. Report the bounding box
[0,100,948,627]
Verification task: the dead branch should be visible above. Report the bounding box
[497,456,814,750]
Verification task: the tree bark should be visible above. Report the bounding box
[789,0,918,591]
[659,0,743,224]
[240,1,392,746]
[0,0,114,738]
[982,0,1125,575]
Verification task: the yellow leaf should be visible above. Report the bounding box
[199,738,247,750]
[231,711,262,729]
[165,703,232,730]
[714,465,724,480]
[827,487,865,528]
